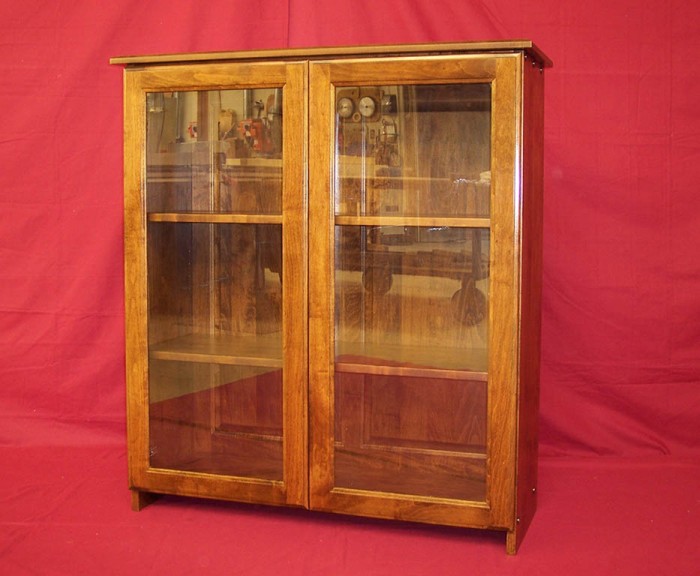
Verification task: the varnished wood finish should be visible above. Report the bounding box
[149,333,282,367]
[116,42,548,553]
[123,69,150,499]
[122,61,308,508]
[334,215,490,228]
[110,40,552,69]
[131,489,159,511]
[507,54,546,555]
[484,54,520,531]
[148,213,283,224]
[308,52,522,538]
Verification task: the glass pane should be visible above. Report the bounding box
[335,84,491,218]
[146,221,283,478]
[332,82,491,502]
[149,360,283,479]
[334,372,487,500]
[145,86,285,480]
[146,89,282,214]
[335,225,489,366]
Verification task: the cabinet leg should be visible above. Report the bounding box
[506,528,519,555]
[131,489,159,511]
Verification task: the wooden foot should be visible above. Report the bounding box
[131,489,160,511]
[506,528,518,555]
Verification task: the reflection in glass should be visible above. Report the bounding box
[335,83,491,218]
[144,86,286,480]
[146,89,283,215]
[334,225,489,369]
[332,83,492,502]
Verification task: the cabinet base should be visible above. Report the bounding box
[506,519,534,555]
[131,489,160,511]
[506,529,518,555]
[129,486,526,553]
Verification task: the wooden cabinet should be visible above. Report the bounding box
[112,40,550,554]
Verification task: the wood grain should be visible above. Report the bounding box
[119,44,547,553]
[123,60,308,508]
[111,40,552,69]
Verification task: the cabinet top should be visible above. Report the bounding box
[110,40,552,69]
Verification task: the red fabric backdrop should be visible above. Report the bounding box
[2,0,697,456]
[0,0,700,576]
[1,1,699,572]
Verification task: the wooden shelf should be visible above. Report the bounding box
[336,340,488,380]
[148,212,282,224]
[150,333,283,368]
[145,154,282,185]
[225,158,283,168]
[334,215,490,228]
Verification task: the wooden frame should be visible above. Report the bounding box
[123,61,308,509]
[114,41,549,553]
[308,52,524,540]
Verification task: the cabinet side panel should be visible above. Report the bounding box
[486,55,520,529]
[510,57,545,553]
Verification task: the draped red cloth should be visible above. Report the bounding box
[1,1,698,573]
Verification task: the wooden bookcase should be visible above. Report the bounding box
[112,40,550,554]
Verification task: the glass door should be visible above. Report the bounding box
[124,62,307,506]
[309,55,520,528]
